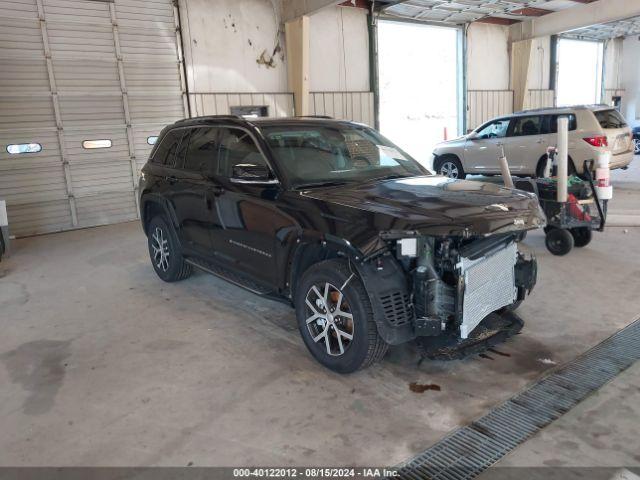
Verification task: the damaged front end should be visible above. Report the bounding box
[356,231,537,346]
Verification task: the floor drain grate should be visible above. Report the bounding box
[395,318,640,480]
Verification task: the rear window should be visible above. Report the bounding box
[593,109,627,129]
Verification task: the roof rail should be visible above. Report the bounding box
[296,115,334,119]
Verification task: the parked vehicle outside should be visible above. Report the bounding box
[432,105,634,179]
[632,126,640,155]
[139,116,543,373]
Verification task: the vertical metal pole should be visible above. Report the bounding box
[368,7,380,130]
[173,0,191,118]
[458,25,467,135]
[557,116,569,203]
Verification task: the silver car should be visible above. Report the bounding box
[431,105,634,178]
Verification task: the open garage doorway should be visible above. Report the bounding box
[556,38,604,107]
[377,20,461,165]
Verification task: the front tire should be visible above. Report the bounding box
[545,227,574,256]
[147,216,192,282]
[294,259,388,374]
[435,156,466,179]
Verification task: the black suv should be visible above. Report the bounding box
[139,116,543,373]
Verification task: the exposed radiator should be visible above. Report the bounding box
[458,242,518,338]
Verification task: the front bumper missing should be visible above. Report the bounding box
[417,310,524,360]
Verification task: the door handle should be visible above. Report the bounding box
[211,185,224,196]
[166,175,178,184]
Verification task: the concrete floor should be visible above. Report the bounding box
[1,192,639,467]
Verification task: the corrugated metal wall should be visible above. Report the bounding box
[188,93,294,118]
[0,0,187,237]
[525,89,555,110]
[466,90,513,131]
[309,91,375,126]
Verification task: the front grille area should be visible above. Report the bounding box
[459,242,518,339]
[380,291,413,326]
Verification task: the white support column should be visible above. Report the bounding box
[510,39,533,112]
[36,0,78,226]
[172,2,190,119]
[285,16,310,116]
[557,116,569,203]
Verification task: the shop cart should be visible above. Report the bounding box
[515,160,607,256]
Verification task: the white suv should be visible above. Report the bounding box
[431,105,634,178]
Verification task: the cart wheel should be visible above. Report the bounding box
[571,227,592,247]
[545,228,574,256]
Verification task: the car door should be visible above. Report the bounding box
[169,127,219,258]
[463,118,510,173]
[208,127,284,287]
[500,115,545,173]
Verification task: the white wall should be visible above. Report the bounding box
[466,23,509,91]
[527,36,551,90]
[622,36,640,127]
[179,0,288,93]
[179,0,370,95]
[309,6,370,92]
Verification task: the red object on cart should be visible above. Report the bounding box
[567,193,591,222]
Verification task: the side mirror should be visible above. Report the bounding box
[230,163,276,184]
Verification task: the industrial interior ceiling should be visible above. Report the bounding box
[561,15,640,40]
[377,0,598,26]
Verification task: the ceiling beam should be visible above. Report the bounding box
[510,0,640,41]
[280,0,346,22]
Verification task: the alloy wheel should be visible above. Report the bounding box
[305,282,354,356]
[151,226,170,272]
[440,161,459,178]
[634,138,640,155]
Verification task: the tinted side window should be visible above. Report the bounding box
[541,114,577,134]
[183,127,220,172]
[475,119,510,139]
[152,130,182,166]
[218,128,268,177]
[174,129,192,169]
[510,116,542,136]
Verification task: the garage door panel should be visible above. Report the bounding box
[53,60,121,94]
[48,23,115,58]
[128,96,183,124]
[0,0,37,18]
[7,200,73,236]
[115,0,174,28]
[124,62,181,94]
[0,131,60,166]
[58,95,125,127]
[76,191,137,227]
[43,0,111,25]
[0,18,44,58]
[0,58,50,95]
[0,96,56,130]
[132,124,163,167]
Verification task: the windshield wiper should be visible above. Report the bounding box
[294,180,352,190]
[368,173,413,182]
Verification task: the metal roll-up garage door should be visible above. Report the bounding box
[0,0,188,237]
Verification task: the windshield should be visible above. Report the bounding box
[261,124,427,188]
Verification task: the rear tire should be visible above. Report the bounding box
[147,216,192,282]
[295,259,388,374]
[435,156,466,179]
[545,227,574,256]
[571,227,592,247]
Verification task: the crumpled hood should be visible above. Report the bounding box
[301,175,545,237]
